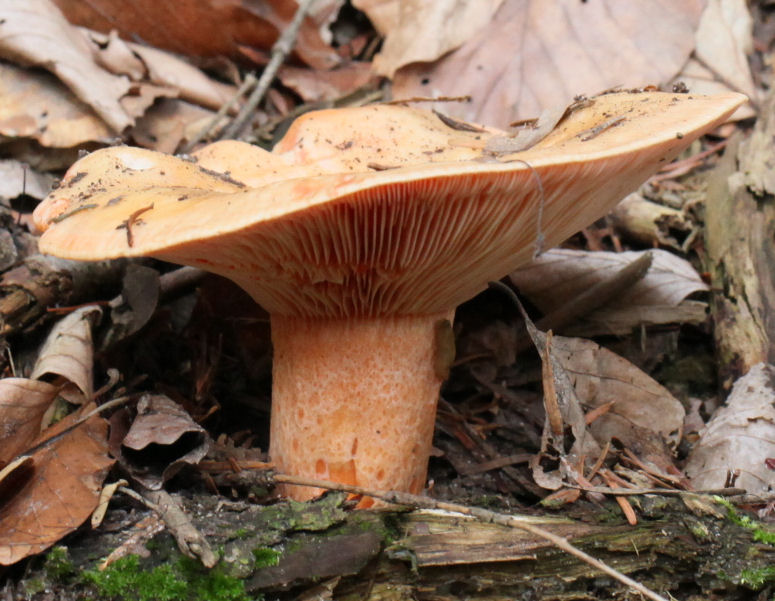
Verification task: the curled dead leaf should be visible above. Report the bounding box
[0,378,60,465]
[511,248,709,337]
[685,363,775,495]
[120,394,208,490]
[31,304,102,401]
[0,403,113,566]
[0,0,133,132]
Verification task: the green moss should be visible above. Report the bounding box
[44,545,75,581]
[252,547,280,569]
[739,565,775,590]
[21,577,47,596]
[83,556,186,601]
[715,497,775,545]
[82,554,260,601]
[232,528,251,540]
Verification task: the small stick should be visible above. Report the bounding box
[220,0,315,140]
[578,116,626,141]
[273,473,671,601]
[21,395,131,458]
[386,95,472,105]
[116,203,154,247]
[182,73,258,152]
[119,487,217,567]
[159,266,207,299]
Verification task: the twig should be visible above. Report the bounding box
[249,88,383,143]
[273,473,670,601]
[120,486,217,568]
[651,139,728,182]
[182,73,258,152]
[219,0,315,140]
[159,266,207,299]
[21,395,131,457]
[386,95,472,105]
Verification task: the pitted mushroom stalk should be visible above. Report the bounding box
[33,92,745,505]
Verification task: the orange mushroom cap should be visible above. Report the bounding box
[33,92,745,503]
[34,92,744,319]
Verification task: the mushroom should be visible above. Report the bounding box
[33,91,744,505]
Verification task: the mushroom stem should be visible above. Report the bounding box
[270,311,453,505]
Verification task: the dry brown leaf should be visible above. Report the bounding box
[278,62,376,102]
[391,0,704,127]
[520,316,601,490]
[0,62,113,147]
[31,305,102,401]
[685,363,775,495]
[550,335,685,450]
[88,29,147,80]
[0,378,59,465]
[0,403,113,565]
[0,160,56,201]
[0,0,133,132]
[84,30,238,111]
[353,0,503,78]
[53,0,340,70]
[676,60,756,120]
[510,249,709,336]
[672,0,757,120]
[101,264,161,347]
[130,99,216,153]
[692,0,756,100]
[120,394,208,490]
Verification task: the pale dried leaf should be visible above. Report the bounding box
[0,62,113,147]
[0,404,113,565]
[31,305,102,400]
[0,160,56,201]
[0,0,133,132]
[130,99,216,153]
[129,44,235,110]
[522,320,601,490]
[353,0,503,78]
[0,378,59,465]
[391,0,704,127]
[278,63,376,103]
[693,0,756,99]
[685,363,775,495]
[566,301,708,338]
[84,30,238,111]
[87,29,146,80]
[120,394,208,489]
[511,249,709,335]
[673,59,756,120]
[550,335,685,449]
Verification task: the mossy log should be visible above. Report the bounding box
[704,89,775,386]
[23,493,774,600]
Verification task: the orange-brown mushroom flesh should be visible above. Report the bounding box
[33,92,745,503]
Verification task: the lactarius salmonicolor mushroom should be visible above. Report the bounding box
[34,92,744,504]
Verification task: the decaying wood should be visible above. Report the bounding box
[704,90,775,384]
[30,492,774,600]
[0,254,124,335]
[610,193,695,250]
